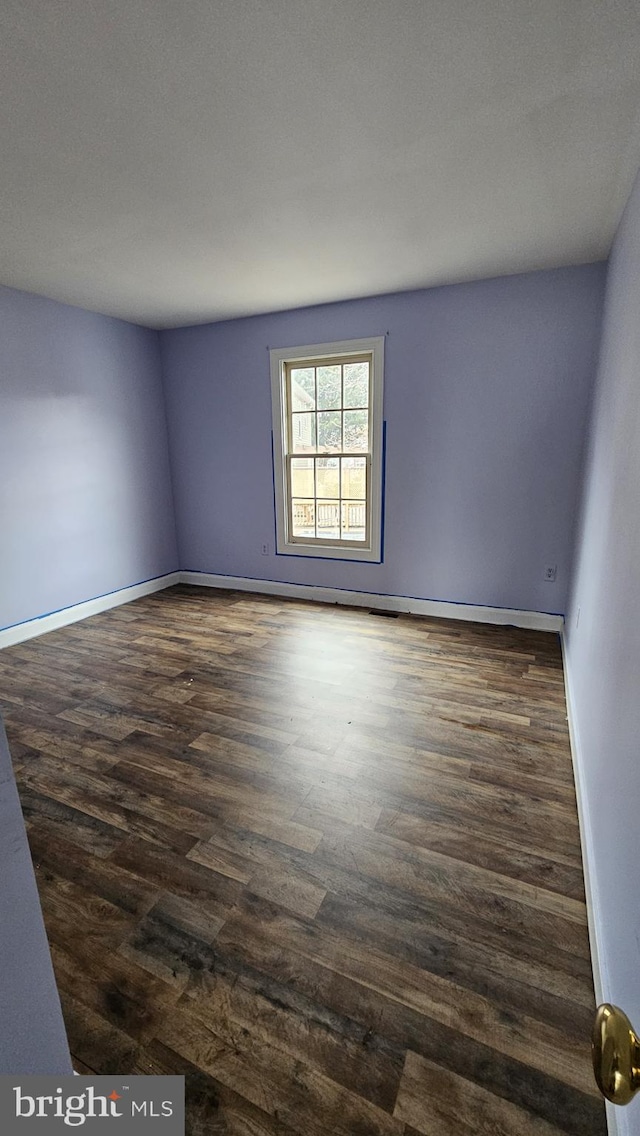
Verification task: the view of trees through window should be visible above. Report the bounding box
[285,356,371,542]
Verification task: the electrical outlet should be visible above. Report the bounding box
[544,564,557,582]
[261,543,269,555]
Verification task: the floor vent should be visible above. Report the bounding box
[368,609,400,618]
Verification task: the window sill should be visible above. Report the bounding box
[276,541,382,563]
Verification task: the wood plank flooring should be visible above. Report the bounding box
[0,585,605,1134]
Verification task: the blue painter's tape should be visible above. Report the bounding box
[0,572,176,635]
[181,569,563,617]
[380,419,387,564]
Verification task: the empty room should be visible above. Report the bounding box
[1,2,640,1135]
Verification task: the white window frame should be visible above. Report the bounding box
[270,336,385,562]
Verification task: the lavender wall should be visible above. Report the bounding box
[564,171,640,1135]
[0,285,178,631]
[0,716,72,1073]
[161,264,605,614]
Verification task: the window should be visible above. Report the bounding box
[270,337,384,561]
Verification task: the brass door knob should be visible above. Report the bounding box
[593,1004,640,1104]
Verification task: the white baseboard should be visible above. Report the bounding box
[561,631,619,1136]
[0,572,181,650]
[561,631,607,1004]
[0,570,562,651]
[179,571,564,632]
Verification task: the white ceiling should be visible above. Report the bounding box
[1,1,640,329]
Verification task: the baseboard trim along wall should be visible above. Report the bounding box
[0,569,563,651]
[180,571,564,632]
[561,632,618,1136]
[0,572,181,650]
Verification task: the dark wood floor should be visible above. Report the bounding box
[0,585,604,1135]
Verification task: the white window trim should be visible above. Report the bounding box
[270,336,385,562]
